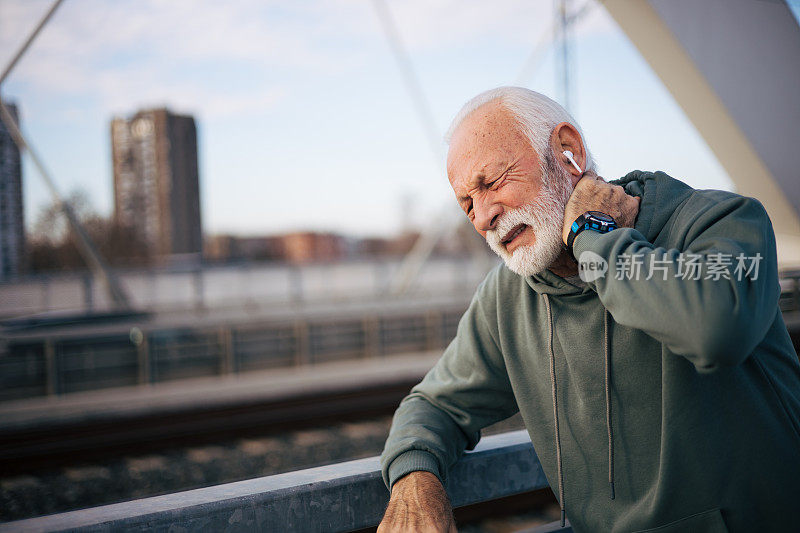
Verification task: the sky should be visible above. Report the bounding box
[2,0,791,239]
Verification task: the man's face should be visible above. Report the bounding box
[447,102,572,276]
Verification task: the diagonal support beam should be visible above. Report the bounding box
[603,0,800,241]
[0,0,132,309]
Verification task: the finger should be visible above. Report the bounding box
[575,175,602,191]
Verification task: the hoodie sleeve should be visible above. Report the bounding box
[379,270,519,491]
[571,191,781,373]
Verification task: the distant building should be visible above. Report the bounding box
[0,102,24,280]
[204,230,465,264]
[204,234,285,263]
[282,232,346,264]
[205,232,349,264]
[358,232,420,257]
[111,108,202,262]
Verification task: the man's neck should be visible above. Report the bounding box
[548,249,579,278]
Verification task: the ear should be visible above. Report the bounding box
[550,122,586,181]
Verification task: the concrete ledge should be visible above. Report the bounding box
[0,430,547,532]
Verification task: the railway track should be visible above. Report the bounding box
[0,353,438,476]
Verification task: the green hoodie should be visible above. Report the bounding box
[380,171,800,532]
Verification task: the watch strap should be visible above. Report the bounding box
[566,211,617,256]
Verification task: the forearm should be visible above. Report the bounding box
[573,217,779,371]
[381,394,472,490]
[381,270,518,489]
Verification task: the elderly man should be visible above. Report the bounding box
[378,87,800,532]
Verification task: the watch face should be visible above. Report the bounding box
[586,211,615,223]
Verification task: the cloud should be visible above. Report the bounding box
[1,0,616,121]
[1,0,362,119]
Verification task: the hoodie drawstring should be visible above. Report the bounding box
[543,294,565,527]
[543,294,615,529]
[604,309,615,501]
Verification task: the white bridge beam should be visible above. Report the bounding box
[604,0,800,264]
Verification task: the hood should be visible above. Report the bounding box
[526,170,694,296]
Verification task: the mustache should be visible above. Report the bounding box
[487,200,553,245]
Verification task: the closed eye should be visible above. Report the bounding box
[488,168,510,190]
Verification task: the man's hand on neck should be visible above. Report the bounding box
[561,174,642,246]
[546,173,641,280]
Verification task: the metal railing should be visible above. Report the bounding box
[0,430,557,533]
[779,270,800,313]
[0,257,492,317]
[0,301,468,401]
[4,268,800,403]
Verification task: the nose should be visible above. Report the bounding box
[473,196,503,233]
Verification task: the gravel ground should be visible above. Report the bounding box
[0,413,559,531]
[460,504,563,533]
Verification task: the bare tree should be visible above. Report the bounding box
[27,190,151,272]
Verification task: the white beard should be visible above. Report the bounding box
[485,155,573,277]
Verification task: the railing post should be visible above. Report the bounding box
[219,327,234,375]
[793,276,800,311]
[136,331,151,384]
[294,320,310,366]
[290,266,303,303]
[83,273,93,312]
[193,268,205,311]
[42,277,50,313]
[44,338,57,396]
[363,316,380,358]
[149,269,157,308]
[426,310,443,351]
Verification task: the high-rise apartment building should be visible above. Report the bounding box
[111,108,202,261]
[0,102,24,280]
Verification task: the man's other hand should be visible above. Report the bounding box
[378,471,458,533]
[562,174,641,245]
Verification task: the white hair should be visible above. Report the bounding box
[445,86,596,173]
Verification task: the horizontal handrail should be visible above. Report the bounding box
[0,430,547,533]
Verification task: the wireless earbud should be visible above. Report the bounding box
[562,150,583,174]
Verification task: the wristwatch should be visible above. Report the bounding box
[566,211,617,257]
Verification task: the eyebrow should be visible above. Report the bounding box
[457,173,484,203]
[456,166,510,203]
